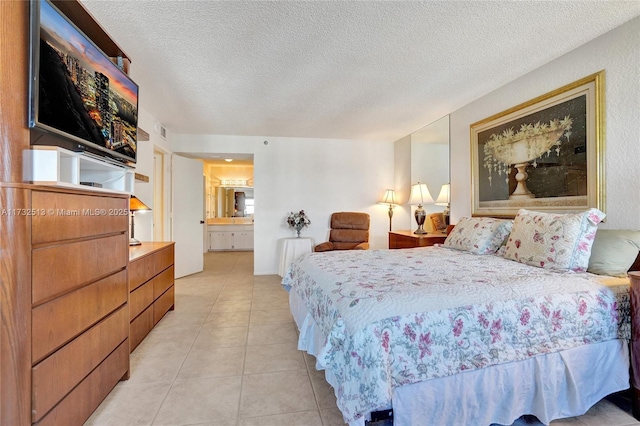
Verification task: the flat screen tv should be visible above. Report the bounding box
[29,0,138,166]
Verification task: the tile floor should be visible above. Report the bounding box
[86,251,640,426]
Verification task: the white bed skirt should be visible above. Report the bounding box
[289,290,630,426]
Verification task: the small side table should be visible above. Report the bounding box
[389,230,447,249]
[279,237,314,276]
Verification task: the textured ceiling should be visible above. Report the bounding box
[79,0,640,142]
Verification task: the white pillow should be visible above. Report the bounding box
[587,229,640,277]
[503,208,605,272]
[444,217,513,254]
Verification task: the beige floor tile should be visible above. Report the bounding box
[212,298,252,312]
[85,381,172,425]
[239,370,316,418]
[249,309,293,325]
[173,299,215,313]
[548,417,583,425]
[205,309,251,327]
[237,410,323,426]
[253,281,286,292]
[250,298,291,311]
[123,351,187,386]
[247,322,299,346]
[152,376,242,425]
[244,342,306,374]
[133,326,200,357]
[225,276,255,286]
[319,407,348,426]
[149,315,206,334]
[253,288,287,297]
[253,275,283,286]
[192,324,249,349]
[309,372,338,409]
[177,278,223,288]
[573,399,640,426]
[218,288,254,301]
[306,363,326,382]
[251,290,289,304]
[177,346,246,379]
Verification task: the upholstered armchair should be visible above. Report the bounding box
[314,212,370,252]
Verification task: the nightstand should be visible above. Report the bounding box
[389,230,447,249]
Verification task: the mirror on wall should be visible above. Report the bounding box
[214,187,254,217]
[410,115,450,225]
[203,155,254,219]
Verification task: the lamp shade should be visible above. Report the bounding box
[379,189,398,205]
[435,184,450,206]
[130,195,151,212]
[129,195,151,246]
[408,183,434,206]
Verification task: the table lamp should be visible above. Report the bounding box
[129,195,151,246]
[408,182,433,234]
[379,189,399,231]
[435,183,450,226]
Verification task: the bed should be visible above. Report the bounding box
[282,209,640,426]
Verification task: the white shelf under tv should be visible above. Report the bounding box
[23,146,134,194]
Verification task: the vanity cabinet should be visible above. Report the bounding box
[208,225,254,251]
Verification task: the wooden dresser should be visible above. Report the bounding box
[129,242,175,352]
[389,230,447,249]
[30,189,130,425]
[0,2,139,424]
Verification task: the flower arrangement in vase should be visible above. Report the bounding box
[287,210,311,237]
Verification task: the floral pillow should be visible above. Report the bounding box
[443,216,513,254]
[503,208,606,272]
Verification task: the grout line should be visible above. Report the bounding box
[148,261,223,426]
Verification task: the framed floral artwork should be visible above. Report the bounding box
[470,71,605,217]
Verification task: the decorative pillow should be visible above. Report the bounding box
[503,208,606,272]
[443,217,513,254]
[587,229,640,277]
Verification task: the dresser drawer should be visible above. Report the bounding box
[129,244,175,291]
[390,234,419,248]
[389,231,447,249]
[130,306,153,353]
[154,285,175,325]
[153,244,174,274]
[153,266,174,300]
[130,279,154,320]
[32,191,128,244]
[32,233,128,304]
[31,306,128,421]
[32,270,127,363]
[33,340,129,426]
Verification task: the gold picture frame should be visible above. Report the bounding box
[470,71,605,217]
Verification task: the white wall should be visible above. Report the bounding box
[450,16,640,229]
[393,134,412,233]
[171,135,395,274]
[132,107,173,242]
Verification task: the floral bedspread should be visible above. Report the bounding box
[282,246,630,424]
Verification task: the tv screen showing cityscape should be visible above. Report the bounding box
[31,0,139,164]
